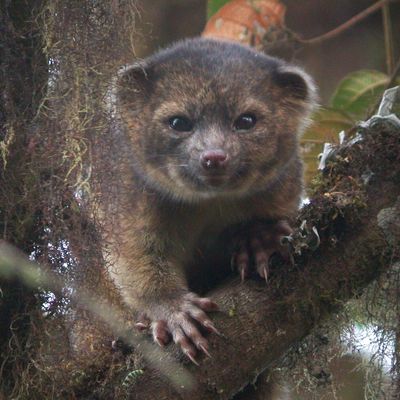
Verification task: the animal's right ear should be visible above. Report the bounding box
[115,62,152,107]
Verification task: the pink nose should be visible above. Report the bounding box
[200,150,228,170]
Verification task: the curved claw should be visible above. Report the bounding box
[240,265,246,283]
[185,351,200,366]
[190,297,219,312]
[199,344,212,358]
[263,265,268,284]
[135,322,149,332]
[203,321,222,336]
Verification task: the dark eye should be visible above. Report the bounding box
[168,116,193,132]
[234,113,257,131]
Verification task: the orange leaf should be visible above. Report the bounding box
[202,0,286,46]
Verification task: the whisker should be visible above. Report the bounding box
[147,163,189,173]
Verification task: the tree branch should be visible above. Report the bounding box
[297,0,396,46]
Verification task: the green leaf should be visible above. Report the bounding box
[207,0,231,19]
[301,107,353,185]
[304,107,354,139]
[330,70,390,118]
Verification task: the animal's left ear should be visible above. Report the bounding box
[273,65,317,107]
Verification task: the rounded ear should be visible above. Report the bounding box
[273,64,317,105]
[115,62,152,108]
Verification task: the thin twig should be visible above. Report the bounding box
[297,0,397,46]
[382,3,395,74]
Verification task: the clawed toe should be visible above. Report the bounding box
[231,220,293,283]
[135,293,220,364]
[152,320,170,346]
[232,240,250,282]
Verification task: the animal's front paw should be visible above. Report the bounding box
[231,220,292,282]
[135,292,219,364]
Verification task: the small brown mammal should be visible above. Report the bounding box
[106,38,316,362]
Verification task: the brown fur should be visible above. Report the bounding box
[102,38,316,356]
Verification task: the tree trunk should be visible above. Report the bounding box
[0,0,48,374]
